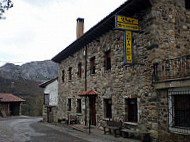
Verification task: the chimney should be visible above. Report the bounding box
[76,18,84,39]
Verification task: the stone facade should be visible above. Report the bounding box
[53,0,190,141]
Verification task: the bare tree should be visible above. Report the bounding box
[0,0,13,19]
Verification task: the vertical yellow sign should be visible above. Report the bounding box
[125,31,132,63]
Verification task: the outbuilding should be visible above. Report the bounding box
[0,93,25,117]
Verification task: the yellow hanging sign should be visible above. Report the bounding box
[125,31,132,64]
[117,16,138,25]
[115,15,139,32]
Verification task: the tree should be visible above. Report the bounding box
[0,0,13,19]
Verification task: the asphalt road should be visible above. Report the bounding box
[0,116,89,142]
[0,116,141,142]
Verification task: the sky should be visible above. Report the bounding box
[0,0,125,66]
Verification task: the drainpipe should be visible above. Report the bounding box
[84,46,87,126]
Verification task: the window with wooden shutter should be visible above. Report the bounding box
[105,50,111,70]
[68,67,72,80]
[68,98,71,111]
[185,0,190,9]
[104,99,112,118]
[90,57,95,74]
[125,98,137,122]
[77,99,82,113]
[78,63,82,78]
[62,70,65,82]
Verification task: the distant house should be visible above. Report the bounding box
[0,93,25,117]
[39,77,58,123]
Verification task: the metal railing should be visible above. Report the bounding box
[152,55,190,82]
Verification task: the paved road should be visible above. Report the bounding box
[0,117,89,142]
[0,116,140,142]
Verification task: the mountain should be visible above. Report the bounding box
[0,60,58,82]
[0,60,58,116]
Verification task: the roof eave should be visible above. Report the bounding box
[52,0,152,63]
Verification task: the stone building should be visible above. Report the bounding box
[52,0,190,141]
[0,93,25,117]
[39,77,58,123]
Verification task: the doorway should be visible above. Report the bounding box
[89,96,96,125]
[10,103,20,116]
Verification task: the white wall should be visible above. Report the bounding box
[44,79,58,106]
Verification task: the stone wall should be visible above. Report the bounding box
[151,0,190,141]
[58,7,159,140]
[56,0,190,141]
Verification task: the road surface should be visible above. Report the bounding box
[0,116,140,142]
[0,116,89,142]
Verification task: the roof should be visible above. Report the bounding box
[78,90,97,96]
[52,0,152,63]
[0,93,25,102]
[39,77,58,88]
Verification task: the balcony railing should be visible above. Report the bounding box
[152,55,190,82]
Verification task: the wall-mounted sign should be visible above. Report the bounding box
[124,31,133,64]
[115,15,139,32]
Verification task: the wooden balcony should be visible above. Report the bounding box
[152,55,190,83]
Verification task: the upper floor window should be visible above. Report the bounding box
[105,50,111,70]
[68,67,72,80]
[44,94,49,105]
[78,63,82,78]
[90,57,96,75]
[67,98,71,111]
[185,0,190,9]
[62,70,65,82]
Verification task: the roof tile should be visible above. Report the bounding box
[0,93,25,102]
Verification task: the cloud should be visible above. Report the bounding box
[0,0,125,66]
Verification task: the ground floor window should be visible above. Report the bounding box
[104,99,112,118]
[125,98,137,122]
[174,95,190,127]
[168,88,190,134]
[76,99,82,113]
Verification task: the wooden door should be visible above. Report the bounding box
[89,96,96,125]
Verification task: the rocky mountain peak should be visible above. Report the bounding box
[0,60,58,82]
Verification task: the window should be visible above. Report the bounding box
[104,99,112,118]
[76,99,82,113]
[125,98,137,122]
[44,94,49,105]
[68,67,72,80]
[67,98,71,111]
[90,57,96,74]
[78,63,82,78]
[105,50,111,70]
[185,0,190,9]
[62,70,65,82]
[168,88,190,134]
[174,95,190,127]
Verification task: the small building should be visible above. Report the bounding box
[39,77,58,123]
[0,93,25,117]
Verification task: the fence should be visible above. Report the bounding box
[152,55,190,82]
